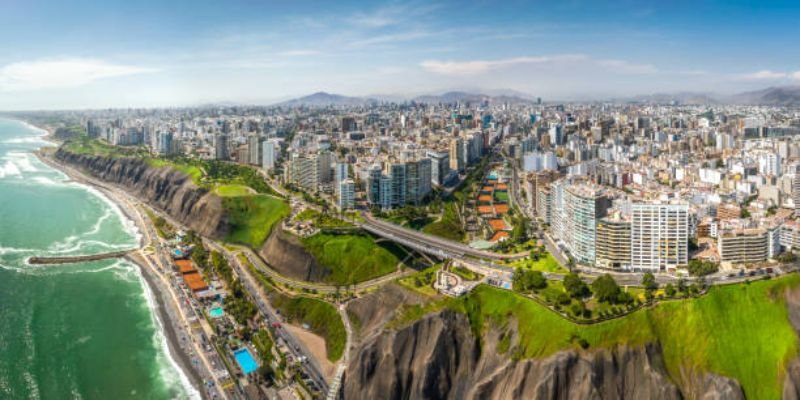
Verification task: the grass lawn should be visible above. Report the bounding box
[145,158,204,183]
[443,275,800,400]
[301,233,403,285]
[270,294,346,362]
[451,265,482,281]
[294,208,354,228]
[422,202,465,242]
[509,254,567,273]
[397,264,442,297]
[494,191,509,203]
[214,184,254,197]
[223,195,290,248]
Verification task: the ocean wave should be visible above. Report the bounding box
[132,264,202,400]
[0,160,21,179]
[2,136,48,145]
[5,151,38,173]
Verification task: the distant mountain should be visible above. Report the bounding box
[412,91,535,105]
[628,92,722,105]
[274,92,376,107]
[728,86,800,106]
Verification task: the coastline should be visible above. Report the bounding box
[33,148,206,399]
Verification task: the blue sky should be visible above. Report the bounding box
[0,0,798,109]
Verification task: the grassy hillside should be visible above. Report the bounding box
[223,195,290,248]
[214,184,254,197]
[421,202,464,242]
[439,275,800,400]
[301,232,404,285]
[271,295,346,362]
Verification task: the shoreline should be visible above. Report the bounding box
[33,148,206,399]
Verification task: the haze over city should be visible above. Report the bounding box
[1,0,800,109]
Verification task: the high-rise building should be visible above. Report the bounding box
[337,179,355,210]
[156,131,173,155]
[449,138,464,172]
[341,116,357,133]
[596,213,631,270]
[365,159,432,209]
[562,184,610,265]
[261,139,279,171]
[427,151,450,186]
[215,134,228,160]
[248,135,264,166]
[630,202,689,271]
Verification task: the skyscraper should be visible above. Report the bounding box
[630,202,689,271]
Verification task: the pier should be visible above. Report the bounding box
[28,249,137,265]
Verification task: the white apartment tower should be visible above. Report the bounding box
[630,202,689,271]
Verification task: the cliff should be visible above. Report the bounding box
[259,228,331,282]
[342,309,748,400]
[54,149,229,238]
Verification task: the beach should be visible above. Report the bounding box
[34,148,208,399]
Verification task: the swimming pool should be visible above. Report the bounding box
[208,307,224,318]
[487,172,498,180]
[233,348,258,374]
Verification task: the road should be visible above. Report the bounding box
[208,241,331,396]
[39,152,233,400]
[359,213,530,261]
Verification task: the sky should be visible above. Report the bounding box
[0,0,799,109]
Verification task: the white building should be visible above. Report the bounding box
[261,139,279,171]
[630,202,689,271]
[337,179,355,210]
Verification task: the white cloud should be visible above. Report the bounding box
[420,54,661,76]
[792,71,800,81]
[0,58,157,91]
[349,30,434,47]
[738,70,788,80]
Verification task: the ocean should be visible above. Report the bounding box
[0,119,197,399]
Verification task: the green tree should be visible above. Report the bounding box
[591,274,622,304]
[563,272,590,299]
[512,269,547,293]
[664,283,676,297]
[641,272,658,291]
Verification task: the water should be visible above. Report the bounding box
[0,119,198,399]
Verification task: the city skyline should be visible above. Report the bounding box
[1,0,800,109]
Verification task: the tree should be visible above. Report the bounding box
[513,269,547,293]
[687,259,718,276]
[591,274,622,304]
[778,252,797,263]
[664,283,676,297]
[641,272,658,291]
[677,278,687,293]
[563,272,590,299]
[570,300,587,318]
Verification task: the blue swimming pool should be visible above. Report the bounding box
[209,307,224,318]
[234,348,258,374]
[487,173,498,180]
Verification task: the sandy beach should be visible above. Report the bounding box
[34,149,208,399]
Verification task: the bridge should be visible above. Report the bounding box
[27,249,136,265]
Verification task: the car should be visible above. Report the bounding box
[766,267,774,274]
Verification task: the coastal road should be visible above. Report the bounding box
[41,154,234,400]
[214,241,330,395]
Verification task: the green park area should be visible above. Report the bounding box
[301,232,405,285]
[508,253,567,273]
[223,195,290,248]
[394,274,800,400]
[270,294,346,362]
